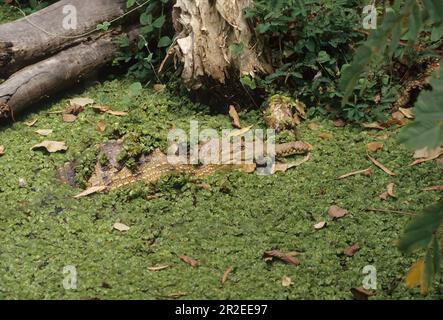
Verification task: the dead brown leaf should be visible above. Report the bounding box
[380,182,396,200]
[294,99,306,118]
[69,97,94,108]
[337,168,372,179]
[24,118,38,127]
[35,129,53,136]
[422,185,443,191]
[399,107,414,119]
[314,221,327,230]
[351,287,375,300]
[391,111,405,121]
[0,145,4,156]
[96,120,106,133]
[106,110,128,116]
[272,154,310,174]
[281,276,293,287]
[362,122,385,130]
[113,222,130,232]
[163,292,187,299]
[409,147,443,166]
[31,140,67,153]
[179,255,200,267]
[333,119,346,127]
[228,105,241,129]
[367,155,396,176]
[153,84,166,93]
[221,266,234,285]
[148,264,170,272]
[307,122,319,131]
[73,186,106,198]
[263,250,300,266]
[365,142,384,152]
[344,244,360,257]
[327,205,348,219]
[63,113,77,123]
[318,132,333,140]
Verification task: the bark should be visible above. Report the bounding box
[162,0,272,90]
[0,0,126,77]
[0,31,133,120]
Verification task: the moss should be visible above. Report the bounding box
[0,76,442,299]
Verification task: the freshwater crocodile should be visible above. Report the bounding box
[85,139,312,191]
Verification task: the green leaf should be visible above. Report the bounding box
[157,36,172,48]
[399,201,443,254]
[152,15,166,29]
[398,65,443,149]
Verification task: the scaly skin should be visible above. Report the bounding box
[91,141,312,191]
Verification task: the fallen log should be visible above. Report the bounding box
[0,29,137,120]
[0,0,126,77]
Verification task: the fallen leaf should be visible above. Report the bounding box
[63,113,77,123]
[228,105,241,129]
[91,105,111,113]
[362,122,385,130]
[35,129,53,136]
[153,84,166,93]
[351,287,375,300]
[422,185,443,191]
[343,244,360,257]
[163,292,187,299]
[221,266,234,285]
[272,154,310,174]
[179,255,200,267]
[409,148,443,166]
[263,250,300,266]
[327,205,348,219]
[0,145,4,156]
[367,155,396,176]
[281,276,293,287]
[106,110,128,116]
[413,147,443,159]
[405,259,428,295]
[314,221,326,230]
[318,132,333,140]
[307,122,319,131]
[399,107,414,119]
[96,120,106,133]
[147,264,170,272]
[294,99,306,118]
[228,125,253,138]
[391,111,405,121]
[113,222,130,232]
[18,178,27,188]
[365,142,384,152]
[69,97,94,107]
[333,119,346,127]
[31,140,67,153]
[73,186,106,198]
[24,118,38,127]
[387,183,396,197]
[337,168,372,179]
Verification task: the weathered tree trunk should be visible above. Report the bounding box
[162,0,272,90]
[0,0,126,77]
[0,35,121,119]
